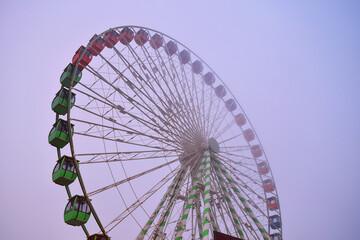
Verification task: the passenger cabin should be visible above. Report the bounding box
[179,49,191,64]
[52,156,78,186]
[225,99,237,112]
[64,195,91,226]
[164,40,178,56]
[88,234,110,240]
[60,63,82,88]
[215,85,227,98]
[235,113,246,127]
[203,72,215,85]
[250,145,262,158]
[88,34,105,56]
[269,215,281,229]
[266,196,279,211]
[119,27,134,45]
[243,128,255,142]
[257,161,269,175]
[263,179,275,192]
[104,30,119,48]
[192,60,203,74]
[51,88,76,115]
[135,29,149,46]
[48,119,74,148]
[72,45,92,70]
[270,233,282,240]
[150,33,164,49]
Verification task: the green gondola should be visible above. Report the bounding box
[64,195,91,226]
[52,156,78,186]
[51,88,76,115]
[88,234,110,240]
[48,119,74,148]
[60,63,82,88]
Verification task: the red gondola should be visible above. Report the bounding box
[88,34,105,56]
[179,49,191,64]
[135,29,149,46]
[104,30,119,48]
[267,196,279,210]
[215,85,226,98]
[251,145,262,158]
[192,60,203,74]
[150,33,164,49]
[257,161,269,175]
[263,179,275,192]
[235,113,246,127]
[243,128,255,142]
[72,45,92,70]
[225,99,237,112]
[203,72,215,85]
[119,27,134,45]
[164,40,178,56]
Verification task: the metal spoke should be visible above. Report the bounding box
[105,164,183,232]
[88,158,179,196]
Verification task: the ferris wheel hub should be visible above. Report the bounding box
[208,138,220,153]
[181,129,207,155]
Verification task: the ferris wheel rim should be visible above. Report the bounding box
[53,25,282,239]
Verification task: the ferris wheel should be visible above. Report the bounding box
[48,26,282,240]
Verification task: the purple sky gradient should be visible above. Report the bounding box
[0,1,359,239]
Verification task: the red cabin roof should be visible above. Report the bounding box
[215,85,226,98]
[203,72,215,85]
[150,33,164,49]
[135,29,149,46]
[192,60,203,74]
[88,34,105,56]
[267,197,279,210]
[104,30,119,48]
[179,49,191,64]
[225,99,237,112]
[257,161,269,175]
[119,27,134,45]
[243,128,255,142]
[263,179,275,192]
[251,145,262,158]
[72,45,92,70]
[165,41,178,56]
[235,113,246,127]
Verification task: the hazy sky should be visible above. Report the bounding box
[0,1,359,239]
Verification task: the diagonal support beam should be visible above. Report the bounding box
[212,156,271,240]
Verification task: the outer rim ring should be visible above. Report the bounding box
[58,25,282,239]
